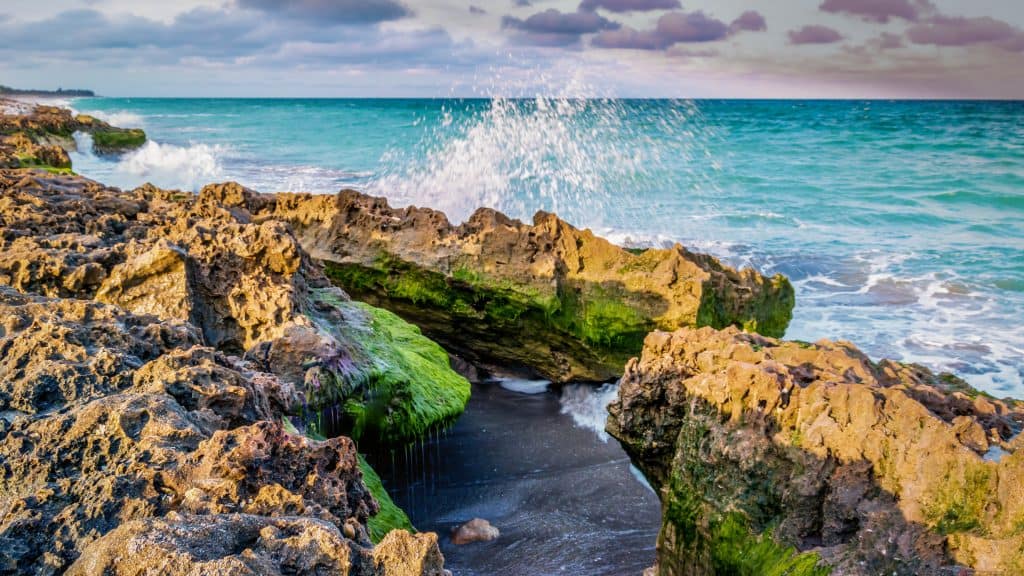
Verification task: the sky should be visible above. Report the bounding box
[1,0,1023,98]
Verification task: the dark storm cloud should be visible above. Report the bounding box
[469,5,487,15]
[788,25,844,45]
[236,0,412,23]
[578,0,681,13]
[907,15,1024,52]
[592,10,765,51]
[819,0,930,23]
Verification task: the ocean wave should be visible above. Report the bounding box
[87,110,146,128]
[115,140,225,191]
[241,164,372,193]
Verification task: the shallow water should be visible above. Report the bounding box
[65,98,1024,397]
[365,381,661,576]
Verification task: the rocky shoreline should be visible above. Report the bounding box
[0,102,1020,575]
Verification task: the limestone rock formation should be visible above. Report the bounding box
[607,326,1024,576]
[268,190,795,382]
[0,170,460,574]
[67,513,376,576]
[373,531,450,576]
[0,104,146,164]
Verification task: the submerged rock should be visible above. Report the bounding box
[0,171,460,574]
[608,326,1024,575]
[451,518,500,545]
[269,190,795,382]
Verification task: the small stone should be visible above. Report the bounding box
[451,518,499,545]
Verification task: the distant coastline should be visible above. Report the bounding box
[0,85,94,97]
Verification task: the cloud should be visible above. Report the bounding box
[907,15,1024,52]
[592,10,763,50]
[502,7,618,46]
[819,0,931,23]
[0,7,495,74]
[788,25,844,45]
[657,11,729,42]
[729,11,766,33]
[502,9,617,35]
[876,32,904,50]
[236,0,412,24]
[578,0,681,13]
[469,5,487,15]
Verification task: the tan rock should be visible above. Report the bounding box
[373,530,449,576]
[608,326,1024,576]
[267,189,795,382]
[451,518,500,545]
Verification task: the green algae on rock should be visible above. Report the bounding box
[0,104,146,167]
[302,290,471,446]
[359,454,416,543]
[89,127,147,153]
[608,326,1024,576]
[270,189,795,382]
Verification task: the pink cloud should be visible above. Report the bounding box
[819,0,930,23]
[907,15,1024,52]
[579,0,681,13]
[788,25,843,45]
[730,10,767,33]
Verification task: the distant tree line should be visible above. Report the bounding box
[0,85,95,97]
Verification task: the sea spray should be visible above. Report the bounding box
[116,140,224,191]
[558,382,620,443]
[370,71,720,230]
[69,132,226,192]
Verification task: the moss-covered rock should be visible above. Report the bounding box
[270,190,795,382]
[358,454,415,543]
[301,291,470,445]
[90,127,147,153]
[608,327,1024,576]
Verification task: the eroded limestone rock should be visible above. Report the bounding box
[0,171,457,574]
[608,326,1024,575]
[268,190,795,382]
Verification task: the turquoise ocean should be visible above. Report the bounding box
[66,98,1024,398]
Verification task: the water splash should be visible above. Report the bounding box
[559,382,620,443]
[70,131,225,192]
[370,71,719,230]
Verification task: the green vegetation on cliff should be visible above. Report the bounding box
[358,454,415,543]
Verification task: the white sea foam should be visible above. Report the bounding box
[244,164,372,193]
[629,464,656,495]
[559,382,620,442]
[115,140,224,191]
[88,110,146,128]
[70,133,226,192]
[497,377,550,395]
